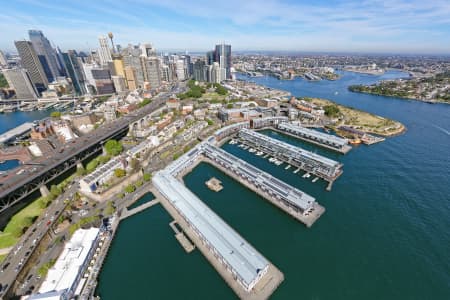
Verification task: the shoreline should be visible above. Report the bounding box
[348,89,450,105]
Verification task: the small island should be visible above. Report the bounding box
[348,72,450,104]
[205,177,223,192]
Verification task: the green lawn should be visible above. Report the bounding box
[0,196,46,248]
[0,173,77,249]
[0,254,7,263]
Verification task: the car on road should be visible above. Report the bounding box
[46,220,52,226]
[1,262,10,272]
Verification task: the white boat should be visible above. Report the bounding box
[268,157,275,162]
[256,151,263,156]
[293,168,300,174]
[312,177,319,183]
[285,165,291,170]
[249,148,256,153]
[305,173,311,178]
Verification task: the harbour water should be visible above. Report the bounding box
[0,110,51,171]
[97,71,450,299]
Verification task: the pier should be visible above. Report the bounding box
[120,199,160,220]
[169,220,195,253]
[152,176,284,300]
[275,122,352,154]
[202,144,324,227]
[238,128,343,190]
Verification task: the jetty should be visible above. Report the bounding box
[120,199,159,220]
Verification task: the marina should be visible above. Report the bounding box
[237,128,343,191]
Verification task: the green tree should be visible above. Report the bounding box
[143,173,152,182]
[124,184,136,194]
[114,168,126,178]
[324,105,340,117]
[215,84,228,95]
[0,73,8,88]
[226,103,233,109]
[104,140,123,156]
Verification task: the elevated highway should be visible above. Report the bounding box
[0,90,176,218]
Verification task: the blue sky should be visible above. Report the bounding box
[1,0,450,54]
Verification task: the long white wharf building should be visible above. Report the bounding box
[153,167,269,291]
[238,128,342,180]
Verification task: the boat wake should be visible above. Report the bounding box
[432,124,450,136]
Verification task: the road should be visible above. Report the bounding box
[0,84,185,215]
[0,182,78,298]
[0,85,187,298]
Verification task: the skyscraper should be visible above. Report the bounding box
[14,40,48,93]
[62,50,86,95]
[124,66,137,90]
[28,30,60,82]
[215,43,232,80]
[140,43,156,58]
[143,57,161,89]
[2,68,39,99]
[98,36,112,66]
[123,45,145,88]
[0,50,7,67]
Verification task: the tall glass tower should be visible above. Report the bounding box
[28,30,61,82]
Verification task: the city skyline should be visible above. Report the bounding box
[0,0,449,54]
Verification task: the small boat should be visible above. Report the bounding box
[312,177,319,183]
[285,165,291,170]
[293,168,300,174]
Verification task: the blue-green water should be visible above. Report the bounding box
[127,192,155,210]
[97,71,450,299]
[0,159,20,171]
[0,110,51,135]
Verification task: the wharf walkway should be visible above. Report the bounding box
[153,187,284,300]
[271,127,352,154]
[120,199,159,220]
[169,220,195,253]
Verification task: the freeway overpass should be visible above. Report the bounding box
[0,90,175,220]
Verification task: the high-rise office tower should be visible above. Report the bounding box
[175,59,186,81]
[14,40,48,93]
[28,30,60,82]
[140,43,156,58]
[112,54,126,78]
[193,59,206,82]
[123,45,145,87]
[2,68,39,99]
[98,36,112,66]
[143,57,161,89]
[206,50,215,65]
[112,75,127,93]
[0,50,7,67]
[62,50,86,95]
[214,43,232,80]
[124,66,137,90]
[91,68,115,94]
[82,63,98,92]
